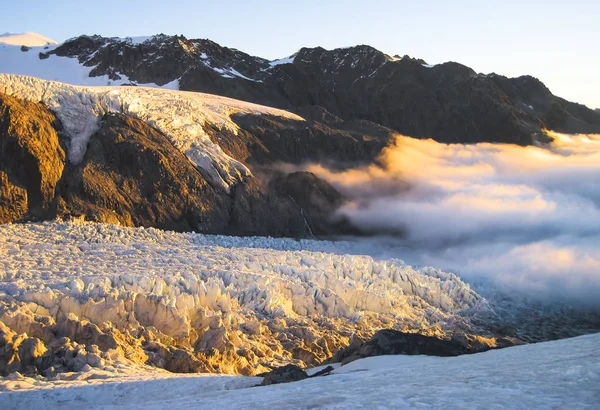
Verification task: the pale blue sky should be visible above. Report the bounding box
[2,0,599,108]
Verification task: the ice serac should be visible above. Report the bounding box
[0,74,303,189]
[0,221,494,376]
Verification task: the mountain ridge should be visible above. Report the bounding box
[0,75,388,236]
[2,33,599,145]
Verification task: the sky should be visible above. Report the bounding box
[1,0,599,108]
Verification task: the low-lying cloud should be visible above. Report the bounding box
[306,131,600,305]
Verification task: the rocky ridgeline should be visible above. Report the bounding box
[0,221,499,378]
[34,34,600,145]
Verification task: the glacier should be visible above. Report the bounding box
[0,221,494,376]
[0,74,303,189]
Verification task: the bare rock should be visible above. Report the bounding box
[329,329,476,365]
[260,364,308,386]
[309,365,335,378]
[0,93,66,223]
[60,112,230,233]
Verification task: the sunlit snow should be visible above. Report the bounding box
[0,41,171,89]
[0,32,57,47]
[268,54,297,68]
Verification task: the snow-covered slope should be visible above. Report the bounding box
[0,36,176,88]
[1,332,598,409]
[0,74,303,188]
[0,32,57,47]
[0,34,270,87]
[0,221,491,375]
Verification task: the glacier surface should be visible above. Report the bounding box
[0,221,491,376]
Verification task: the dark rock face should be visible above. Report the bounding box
[328,329,489,365]
[260,364,308,386]
[59,113,348,237]
[59,112,230,232]
[269,171,352,237]
[0,93,66,223]
[230,107,393,168]
[227,177,306,237]
[43,35,600,145]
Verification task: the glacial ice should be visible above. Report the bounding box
[0,221,491,374]
[0,74,304,189]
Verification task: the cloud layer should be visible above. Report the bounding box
[306,132,600,305]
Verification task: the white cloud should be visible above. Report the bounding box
[304,132,600,304]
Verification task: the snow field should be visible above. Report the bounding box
[1,332,598,409]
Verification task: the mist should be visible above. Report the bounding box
[304,131,600,305]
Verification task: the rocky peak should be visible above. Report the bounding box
[182,37,270,79]
[293,45,389,76]
[391,54,428,65]
[429,61,478,80]
[41,34,270,85]
[511,75,553,98]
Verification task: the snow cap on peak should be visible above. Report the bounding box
[0,32,58,47]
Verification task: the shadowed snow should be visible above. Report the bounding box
[1,332,598,409]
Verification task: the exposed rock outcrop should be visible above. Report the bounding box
[0,89,351,237]
[260,364,307,385]
[0,93,66,223]
[60,112,230,232]
[227,107,393,168]
[327,329,514,366]
[269,171,353,237]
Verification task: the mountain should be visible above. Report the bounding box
[2,33,600,145]
[0,74,388,235]
[1,35,599,393]
[0,32,57,47]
